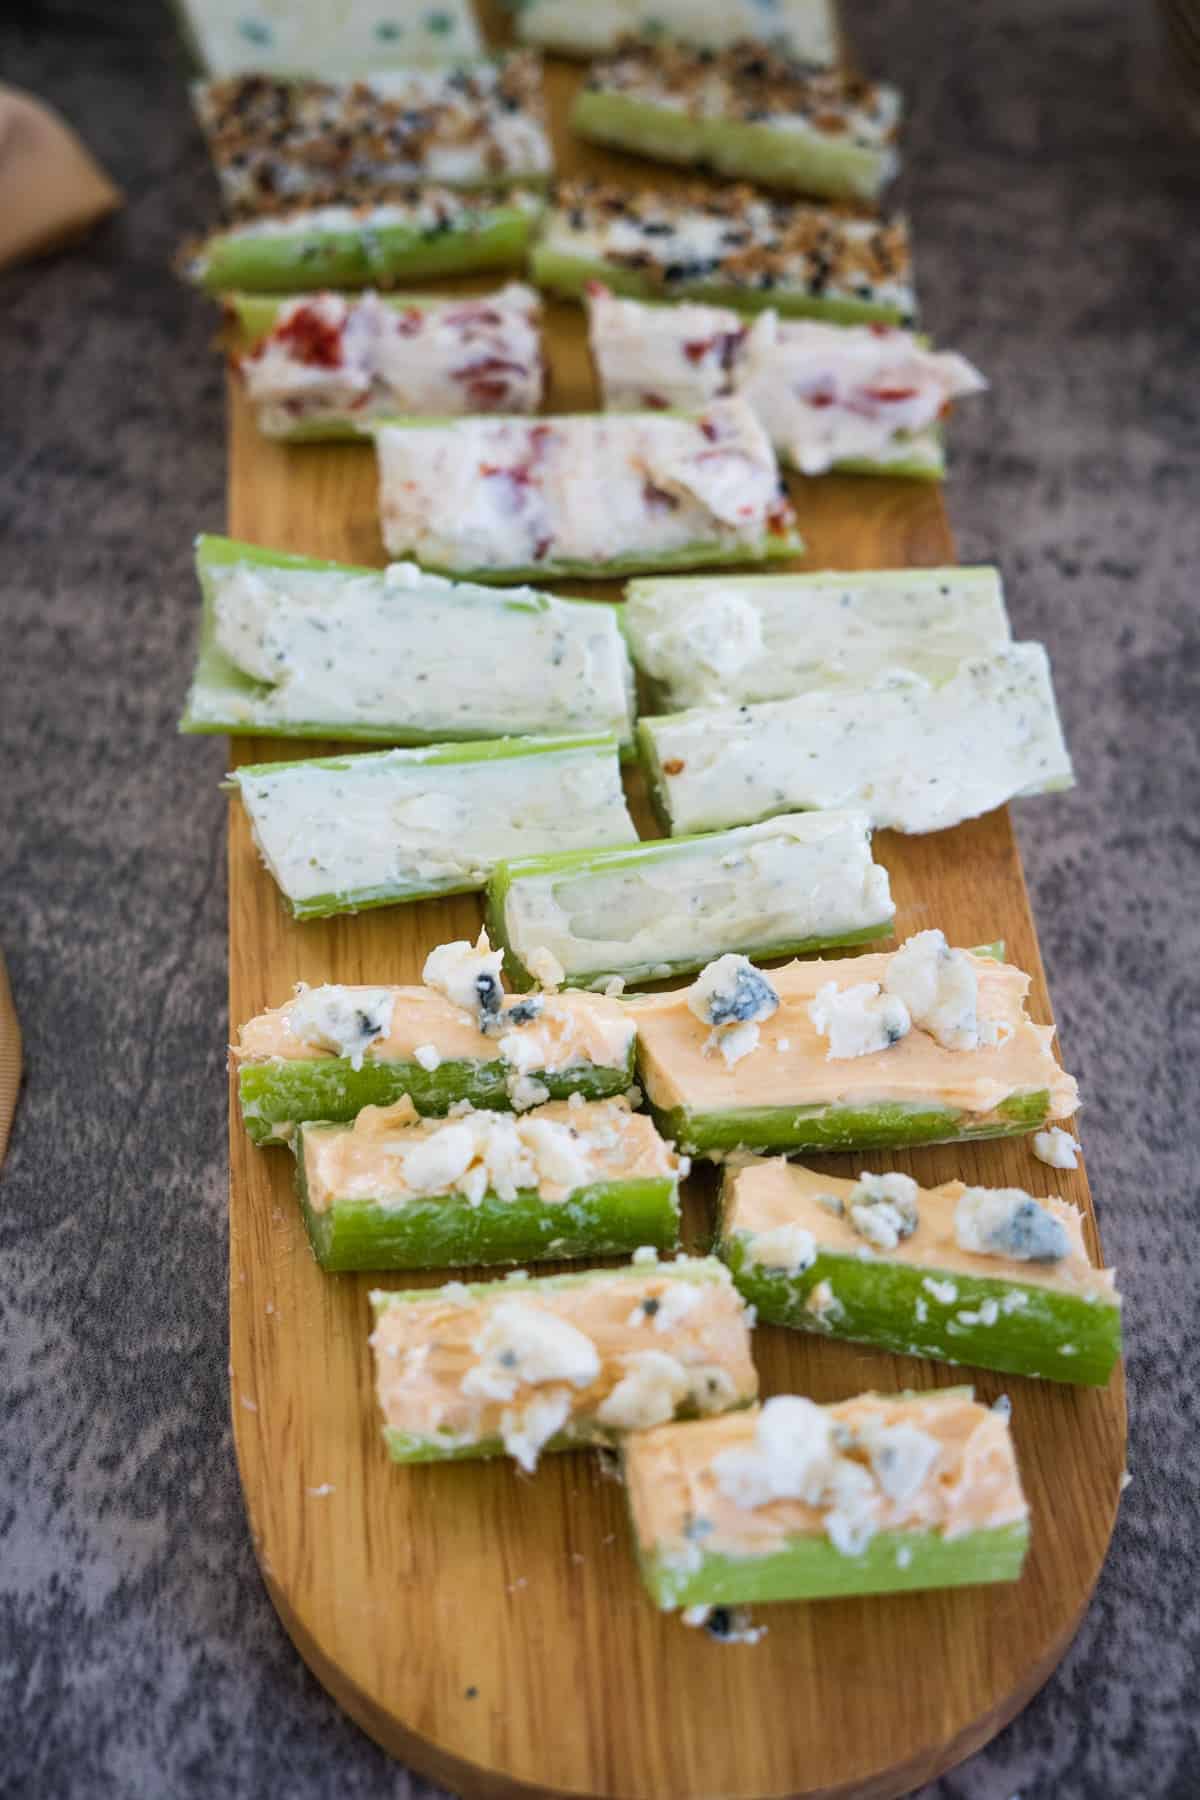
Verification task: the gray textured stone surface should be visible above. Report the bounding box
[1,1,1197,1795]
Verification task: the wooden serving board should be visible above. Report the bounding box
[224,26,1126,1800]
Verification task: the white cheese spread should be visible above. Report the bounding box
[641,644,1075,836]
[374,398,792,573]
[622,565,1011,709]
[232,737,636,911]
[495,811,893,988]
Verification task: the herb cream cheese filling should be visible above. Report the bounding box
[496,812,893,984]
[622,565,1011,709]
[199,555,633,739]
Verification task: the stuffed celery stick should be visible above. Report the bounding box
[720,1159,1121,1386]
[532,183,914,325]
[369,1255,757,1468]
[623,1388,1030,1612]
[638,644,1073,837]
[295,1095,684,1271]
[587,289,985,479]
[184,535,634,746]
[631,933,1079,1157]
[184,189,542,294]
[485,811,894,992]
[174,0,483,75]
[227,286,544,439]
[573,45,900,203]
[234,932,638,1144]
[373,399,801,581]
[622,565,1011,711]
[513,0,837,63]
[193,56,553,212]
[227,733,636,920]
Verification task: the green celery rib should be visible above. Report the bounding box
[570,90,891,204]
[238,1046,637,1147]
[720,1233,1121,1388]
[192,204,540,294]
[636,1522,1030,1611]
[182,534,635,747]
[389,534,803,586]
[530,245,910,326]
[645,1090,1053,1158]
[226,730,631,919]
[296,1155,680,1275]
[485,835,891,991]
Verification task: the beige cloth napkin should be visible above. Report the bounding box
[0,951,20,1169]
[0,84,122,271]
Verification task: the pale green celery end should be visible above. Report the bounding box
[639,1522,1030,1611]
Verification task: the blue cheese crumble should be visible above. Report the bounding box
[286,983,395,1069]
[883,928,999,1051]
[687,953,779,1067]
[423,929,506,1032]
[955,1187,1070,1263]
[846,1171,919,1250]
[807,979,910,1059]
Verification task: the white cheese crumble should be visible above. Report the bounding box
[742,1224,818,1274]
[883,929,996,1051]
[526,946,565,991]
[921,1276,958,1305]
[955,1188,1069,1263]
[713,1395,838,1510]
[845,1171,919,1250]
[413,1043,441,1072]
[687,954,779,1068]
[1032,1126,1080,1170]
[807,979,910,1059]
[423,929,505,1032]
[501,1391,573,1474]
[596,1350,691,1429]
[506,1072,551,1112]
[461,1301,601,1405]
[858,1419,941,1506]
[286,984,395,1070]
[389,1109,609,1205]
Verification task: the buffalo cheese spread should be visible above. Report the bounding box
[370,1259,757,1469]
[724,1159,1113,1301]
[630,948,1079,1121]
[496,811,893,985]
[624,1389,1028,1566]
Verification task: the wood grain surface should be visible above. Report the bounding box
[224,26,1126,1800]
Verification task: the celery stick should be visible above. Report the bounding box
[623,1389,1030,1610]
[294,1104,682,1271]
[185,193,542,294]
[621,566,1011,712]
[718,1162,1122,1387]
[370,1257,757,1465]
[183,534,635,747]
[485,812,894,991]
[571,49,900,204]
[650,1090,1054,1159]
[226,733,636,920]
[238,1041,636,1148]
[513,0,838,63]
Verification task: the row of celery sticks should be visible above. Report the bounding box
[174,0,1117,1627]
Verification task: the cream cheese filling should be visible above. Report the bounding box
[625,1389,1028,1561]
[724,1158,1113,1301]
[203,555,632,739]
[498,812,893,983]
[630,950,1079,1119]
